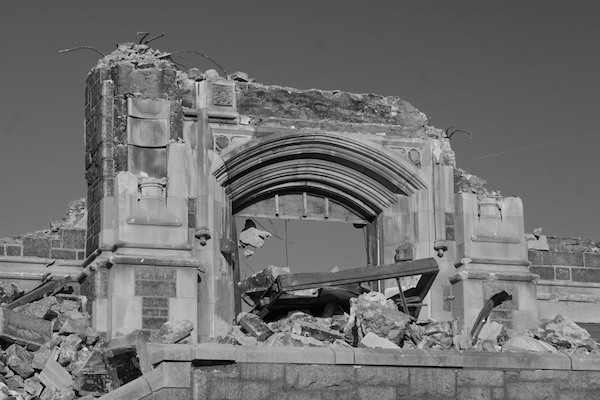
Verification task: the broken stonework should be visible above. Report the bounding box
[6,344,34,379]
[530,314,597,353]
[345,292,412,346]
[14,296,58,319]
[237,313,274,341]
[237,265,290,294]
[148,319,193,344]
[291,321,344,343]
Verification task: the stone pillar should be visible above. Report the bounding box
[451,193,538,332]
[83,44,205,340]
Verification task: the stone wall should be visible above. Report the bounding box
[528,236,600,328]
[529,248,600,283]
[99,344,600,400]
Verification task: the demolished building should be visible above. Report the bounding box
[1,42,600,399]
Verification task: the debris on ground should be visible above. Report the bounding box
[0,280,197,400]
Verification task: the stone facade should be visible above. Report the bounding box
[2,42,600,342]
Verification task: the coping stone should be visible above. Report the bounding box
[570,354,600,371]
[462,351,571,370]
[193,343,236,361]
[235,345,335,364]
[331,346,355,365]
[148,344,193,364]
[354,348,464,368]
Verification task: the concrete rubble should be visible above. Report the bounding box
[227,265,600,355]
[0,283,184,400]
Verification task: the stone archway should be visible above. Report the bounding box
[214,130,427,221]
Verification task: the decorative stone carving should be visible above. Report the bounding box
[212,84,234,106]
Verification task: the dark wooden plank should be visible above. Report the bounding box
[277,258,438,291]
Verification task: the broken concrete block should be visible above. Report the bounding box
[348,292,412,345]
[5,374,24,391]
[38,358,73,390]
[13,296,58,319]
[237,313,274,342]
[32,346,52,370]
[5,344,34,379]
[0,282,23,305]
[39,386,75,400]
[477,321,504,342]
[530,314,596,351]
[291,321,344,343]
[73,373,110,397]
[290,333,328,347]
[58,310,90,338]
[148,319,193,344]
[237,265,290,294]
[103,330,151,388]
[503,334,557,354]
[24,376,43,397]
[58,334,82,366]
[0,308,53,348]
[360,332,400,349]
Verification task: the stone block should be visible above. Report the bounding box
[50,249,77,260]
[61,229,86,249]
[285,364,355,390]
[457,369,504,387]
[331,346,355,365]
[572,268,600,283]
[463,352,571,370]
[353,348,464,368]
[456,386,492,400]
[565,371,600,389]
[543,251,583,266]
[571,354,600,371]
[240,363,285,381]
[209,378,241,400]
[193,343,236,361]
[237,381,271,400]
[356,365,408,386]
[530,266,554,280]
[38,358,73,390]
[22,237,50,258]
[358,386,396,400]
[135,267,177,297]
[6,344,34,378]
[0,308,53,348]
[555,267,571,280]
[409,367,456,398]
[238,313,273,341]
[584,253,600,268]
[104,330,151,387]
[6,245,21,256]
[505,381,557,400]
[235,346,334,364]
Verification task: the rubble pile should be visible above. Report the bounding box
[0,292,160,400]
[220,291,600,356]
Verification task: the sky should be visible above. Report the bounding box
[1,1,599,272]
